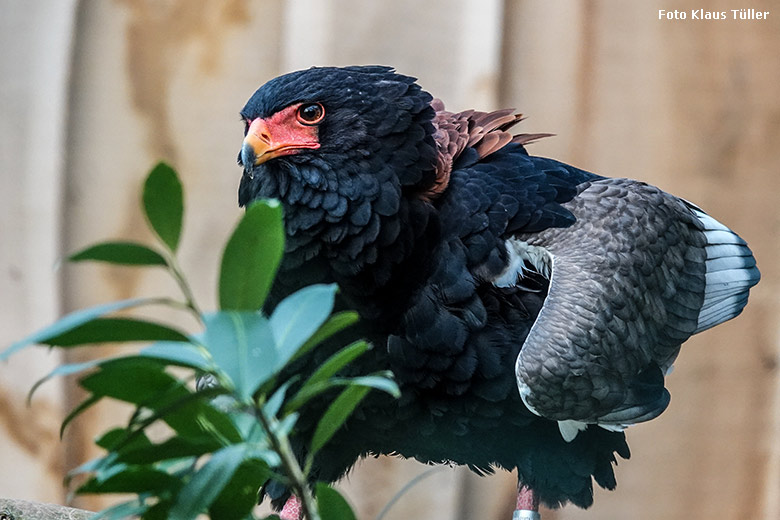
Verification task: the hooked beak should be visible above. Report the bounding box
[240,117,320,171]
[241,118,274,169]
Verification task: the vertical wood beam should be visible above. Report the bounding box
[0,0,78,503]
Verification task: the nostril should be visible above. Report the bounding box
[247,118,273,145]
[250,128,271,145]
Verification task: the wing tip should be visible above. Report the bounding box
[691,208,760,333]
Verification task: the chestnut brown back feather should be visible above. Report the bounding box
[422,99,552,201]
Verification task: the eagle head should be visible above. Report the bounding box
[238,67,438,252]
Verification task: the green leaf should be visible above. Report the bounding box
[106,379,241,446]
[91,499,149,520]
[79,466,182,494]
[42,317,190,347]
[264,380,293,419]
[29,357,110,404]
[78,357,236,444]
[246,445,281,468]
[345,373,400,399]
[153,457,197,476]
[143,162,184,252]
[310,385,371,455]
[285,341,370,413]
[142,499,174,520]
[60,394,100,438]
[203,311,278,401]
[169,444,248,520]
[269,284,338,361]
[316,483,357,520]
[219,199,284,311]
[208,459,271,520]
[167,403,239,448]
[1,297,159,361]
[295,311,359,360]
[273,412,298,439]
[285,373,399,417]
[75,360,222,443]
[116,436,222,465]
[302,341,370,390]
[231,411,264,442]
[66,453,111,485]
[69,241,167,266]
[80,357,185,405]
[139,341,211,370]
[95,427,152,451]
[136,387,242,444]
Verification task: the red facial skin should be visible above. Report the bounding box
[243,103,321,165]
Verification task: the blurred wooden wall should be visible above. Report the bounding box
[1,1,778,519]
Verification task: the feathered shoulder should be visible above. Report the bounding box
[424,99,551,200]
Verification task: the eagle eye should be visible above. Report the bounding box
[296,103,325,125]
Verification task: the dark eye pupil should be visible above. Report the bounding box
[300,104,322,122]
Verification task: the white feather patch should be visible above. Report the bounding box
[558,420,588,442]
[691,208,759,333]
[494,239,551,287]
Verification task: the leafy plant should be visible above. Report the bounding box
[2,162,399,520]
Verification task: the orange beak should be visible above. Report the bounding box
[242,119,276,167]
[241,117,320,169]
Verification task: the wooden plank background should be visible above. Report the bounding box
[1,1,778,519]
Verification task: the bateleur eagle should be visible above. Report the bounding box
[237,66,760,519]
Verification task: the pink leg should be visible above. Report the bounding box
[279,494,303,520]
[514,482,541,520]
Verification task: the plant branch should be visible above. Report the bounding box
[255,408,320,520]
[163,250,203,322]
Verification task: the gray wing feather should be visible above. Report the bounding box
[512,177,753,426]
